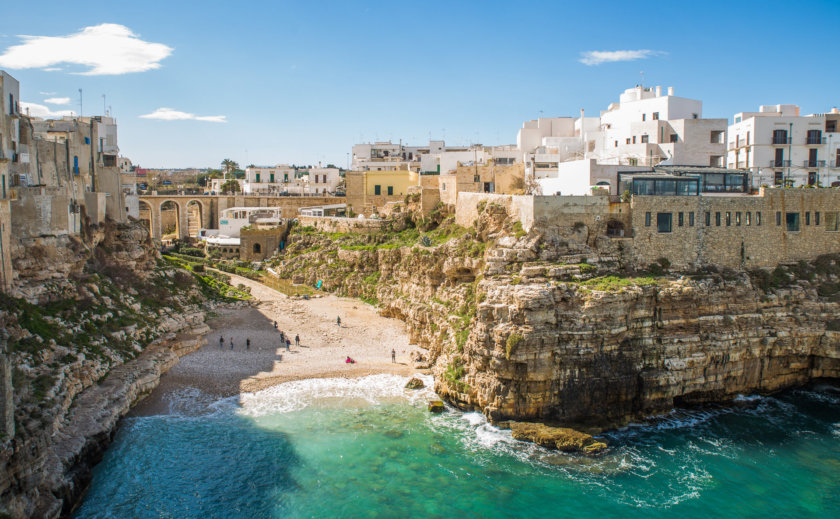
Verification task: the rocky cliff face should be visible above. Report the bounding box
[277,211,840,429]
[0,219,244,518]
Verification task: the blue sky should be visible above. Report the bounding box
[1,0,838,168]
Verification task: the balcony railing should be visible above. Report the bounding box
[769,159,791,168]
[804,160,827,168]
[807,137,827,145]
[772,137,791,145]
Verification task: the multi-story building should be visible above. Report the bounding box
[519,86,728,196]
[352,140,521,175]
[241,165,341,195]
[727,105,840,187]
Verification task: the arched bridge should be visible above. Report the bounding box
[138,194,345,241]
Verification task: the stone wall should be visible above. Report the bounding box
[631,188,840,269]
[297,215,386,234]
[240,226,289,262]
[0,200,11,292]
[10,187,70,238]
[0,332,12,440]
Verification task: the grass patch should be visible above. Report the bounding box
[581,275,658,292]
[505,333,523,360]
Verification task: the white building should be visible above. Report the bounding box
[727,105,840,187]
[519,86,728,195]
[594,86,726,168]
[352,140,521,175]
[242,165,296,194]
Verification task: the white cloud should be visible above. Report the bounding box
[0,23,172,75]
[579,49,666,66]
[139,107,226,123]
[44,97,70,105]
[39,91,56,95]
[21,102,75,119]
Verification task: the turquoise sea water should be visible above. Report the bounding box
[74,375,840,518]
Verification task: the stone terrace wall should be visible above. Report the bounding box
[631,188,840,269]
[297,215,386,234]
[456,193,630,235]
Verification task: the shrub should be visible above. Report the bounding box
[505,333,523,360]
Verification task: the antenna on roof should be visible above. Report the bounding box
[639,71,645,87]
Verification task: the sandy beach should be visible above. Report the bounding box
[130,273,422,416]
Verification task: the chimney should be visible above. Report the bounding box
[667,86,674,96]
[655,86,661,97]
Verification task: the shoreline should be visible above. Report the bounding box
[130,272,423,417]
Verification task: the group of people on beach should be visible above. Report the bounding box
[215,314,397,365]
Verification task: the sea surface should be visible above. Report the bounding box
[74,375,840,518]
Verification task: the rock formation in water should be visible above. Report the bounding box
[276,207,840,431]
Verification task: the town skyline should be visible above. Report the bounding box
[1,0,838,168]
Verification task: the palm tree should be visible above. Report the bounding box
[221,159,239,177]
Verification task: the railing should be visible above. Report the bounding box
[772,137,791,145]
[806,137,827,145]
[803,160,827,168]
[769,160,791,167]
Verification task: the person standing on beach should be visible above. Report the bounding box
[286,338,291,352]
[337,316,341,327]
[230,337,234,350]
[273,321,278,329]
[295,334,300,347]
[219,336,223,349]
[391,349,396,363]
[246,338,250,350]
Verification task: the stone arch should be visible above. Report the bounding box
[606,219,625,238]
[138,200,154,238]
[185,199,204,239]
[159,200,181,241]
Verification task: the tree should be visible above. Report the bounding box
[221,179,241,194]
[221,159,239,176]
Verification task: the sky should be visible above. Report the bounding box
[1,0,838,169]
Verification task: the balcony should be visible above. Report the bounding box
[769,160,791,168]
[803,160,827,168]
[807,136,827,145]
[772,137,791,145]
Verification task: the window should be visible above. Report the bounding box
[726,212,731,226]
[645,212,651,227]
[642,114,646,121]
[689,212,695,227]
[255,173,261,183]
[678,212,684,227]
[773,129,788,145]
[705,211,711,226]
[474,175,480,182]
[774,148,784,168]
[716,212,721,226]
[736,212,741,226]
[806,212,811,226]
[757,212,762,226]
[808,148,818,168]
[626,138,631,145]
[374,185,381,195]
[442,183,446,191]
[632,136,637,144]
[614,141,618,147]
[657,213,672,233]
[652,112,659,120]
[387,186,394,195]
[816,212,820,225]
[710,130,724,143]
[774,171,784,186]
[670,134,678,143]
[270,173,275,183]
[641,135,649,143]
[786,212,800,232]
[807,129,822,145]
[746,212,751,226]
[826,212,840,231]
[836,149,840,168]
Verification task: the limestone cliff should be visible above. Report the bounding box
[0,219,247,518]
[276,209,840,429]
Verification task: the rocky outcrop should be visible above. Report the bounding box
[0,218,244,518]
[500,421,607,454]
[275,212,840,432]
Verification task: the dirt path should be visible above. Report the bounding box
[130,273,422,416]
